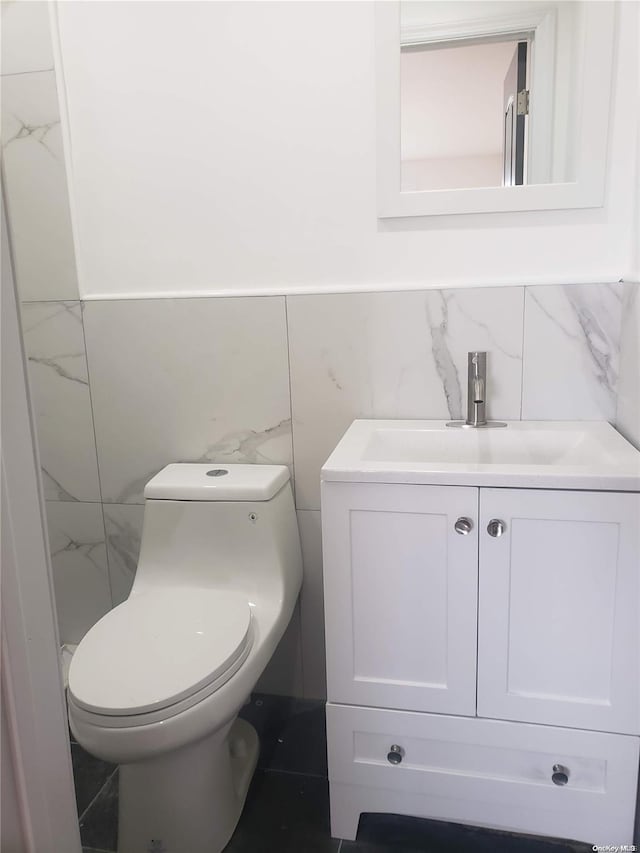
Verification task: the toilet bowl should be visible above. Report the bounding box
[68,463,302,853]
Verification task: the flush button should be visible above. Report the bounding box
[206,469,229,477]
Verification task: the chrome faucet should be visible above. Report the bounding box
[446,351,507,429]
[468,351,486,427]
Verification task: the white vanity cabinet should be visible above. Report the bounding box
[322,476,640,845]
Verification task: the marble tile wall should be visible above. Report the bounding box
[616,282,640,449]
[45,502,111,645]
[20,302,100,502]
[1,12,78,301]
[81,297,293,505]
[1,0,54,77]
[521,284,623,421]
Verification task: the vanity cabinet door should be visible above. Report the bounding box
[322,482,478,716]
[477,488,640,735]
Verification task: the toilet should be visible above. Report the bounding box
[67,463,302,853]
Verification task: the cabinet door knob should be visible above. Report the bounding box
[387,744,404,765]
[454,517,473,535]
[487,519,506,537]
[551,764,570,786]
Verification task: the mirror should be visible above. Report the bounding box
[401,38,532,191]
[376,1,616,217]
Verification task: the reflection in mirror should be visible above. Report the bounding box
[400,1,580,192]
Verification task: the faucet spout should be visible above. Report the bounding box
[445,351,507,429]
[467,351,487,426]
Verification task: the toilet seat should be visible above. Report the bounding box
[68,587,253,717]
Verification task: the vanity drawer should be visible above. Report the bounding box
[326,703,638,845]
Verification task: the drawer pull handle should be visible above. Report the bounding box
[454,517,473,535]
[387,744,404,765]
[552,764,570,786]
[487,519,506,538]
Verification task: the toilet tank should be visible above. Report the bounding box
[130,464,302,610]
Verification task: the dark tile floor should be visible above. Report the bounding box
[74,694,593,853]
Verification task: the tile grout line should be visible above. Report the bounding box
[45,498,103,504]
[614,281,629,428]
[284,294,298,509]
[77,766,118,825]
[284,293,308,699]
[263,766,327,780]
[1,66,56,78]
[519,286,527,419]
[79,300,115,608]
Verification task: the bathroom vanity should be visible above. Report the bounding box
[321,420,640,845]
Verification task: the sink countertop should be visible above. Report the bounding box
[321,420,640,491]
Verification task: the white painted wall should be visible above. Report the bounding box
[401,1,556,32]
[633,25,640,283]
[53,0,637,299]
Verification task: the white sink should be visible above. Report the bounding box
[322,420,640,490]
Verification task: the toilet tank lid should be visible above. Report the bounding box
[144,463,290,501]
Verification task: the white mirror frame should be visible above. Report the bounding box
[376,1,617,218]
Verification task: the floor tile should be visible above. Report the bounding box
[238,691,296,735]
[240,693,327,777]
[341,813,592,853]
[71,742,116,818]
[223,770,338,853]
[79,770,118,852]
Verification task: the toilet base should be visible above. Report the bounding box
[118,717,259,853]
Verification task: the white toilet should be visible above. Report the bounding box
[68,463,302,853]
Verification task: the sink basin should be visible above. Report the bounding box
[322,420,640,490]
[364,424,617,466]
